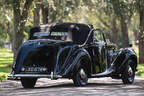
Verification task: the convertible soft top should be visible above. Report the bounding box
[29,22,93,44]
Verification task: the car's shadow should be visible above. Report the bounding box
[32,82,122,89]
[14,77,144,90]
[13,81,144,93]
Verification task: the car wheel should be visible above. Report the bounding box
[121,60,135,84]
[73,60,88,86]
[21,78,37,88]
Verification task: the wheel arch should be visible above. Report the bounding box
[113,48,137,73]
[78,54,92,76]
[63,48,92,77]
[127,55,137,71]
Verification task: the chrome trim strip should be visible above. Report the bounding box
[91,68,114,77]
[8,73,62,79]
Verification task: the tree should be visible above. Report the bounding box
[83,1,121,46]
[106,0,135,48]
[13,0,33,58]
[136,0,144,63]
[0,0,13,49]
[41,0,49,24]
[32,0,81,24]
[34,0,41,26]
[83,0,132,47]
[95,11,120,46]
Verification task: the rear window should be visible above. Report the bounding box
[33,32,49,37]
[50,32,67,36]
[33,32,67,37]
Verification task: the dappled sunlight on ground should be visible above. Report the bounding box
[0,76,144,96]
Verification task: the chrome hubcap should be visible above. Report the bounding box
[128,65,133,76]
[79,68,88,85]
[128,65,134,82]
[79,68,86,79]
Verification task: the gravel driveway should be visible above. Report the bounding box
[0,75,144,96]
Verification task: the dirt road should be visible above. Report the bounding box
[0,76,144,96]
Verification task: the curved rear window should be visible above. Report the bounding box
[33,32,67,37]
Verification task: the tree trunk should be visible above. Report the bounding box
[120,18,129,48]
[13,0,21,58]
[41,4,49,24]
[111,16,119,46]
[139,9,144,64]
[13,0,33,59]
[133,29,138,43]
[7,22,14,52]
[34,2,41,26]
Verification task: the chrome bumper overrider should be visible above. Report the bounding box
[8,73,62,80]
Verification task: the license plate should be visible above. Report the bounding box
[21,67,47,72]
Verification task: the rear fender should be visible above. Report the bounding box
[12,41,57,74]
[62,48,92,76]
[13,44,38,73]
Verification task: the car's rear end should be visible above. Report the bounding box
[8,22,93,88]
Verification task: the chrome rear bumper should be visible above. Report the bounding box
[8,73,62,80]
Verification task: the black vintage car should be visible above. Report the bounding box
[8,22,137,88]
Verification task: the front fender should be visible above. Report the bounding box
[113,48,137,73]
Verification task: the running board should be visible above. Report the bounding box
[91,68,114,77]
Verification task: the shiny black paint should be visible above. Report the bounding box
[113,48,137,73]
[87,42,106,74]
[9,23,137,80]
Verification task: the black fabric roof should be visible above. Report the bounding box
[37,22,92,32]
[29,22,93,44]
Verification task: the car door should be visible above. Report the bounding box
[91,30,107,74]
[105,40,117,67]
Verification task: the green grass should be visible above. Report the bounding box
[137,64,144,78]
[132,46,144,78]
[0,48,13,81]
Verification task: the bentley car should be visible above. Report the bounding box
[8,22,137,88]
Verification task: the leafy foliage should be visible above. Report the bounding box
[0,0,13,47]
[0,0,144,64]
[107,0,135,20]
